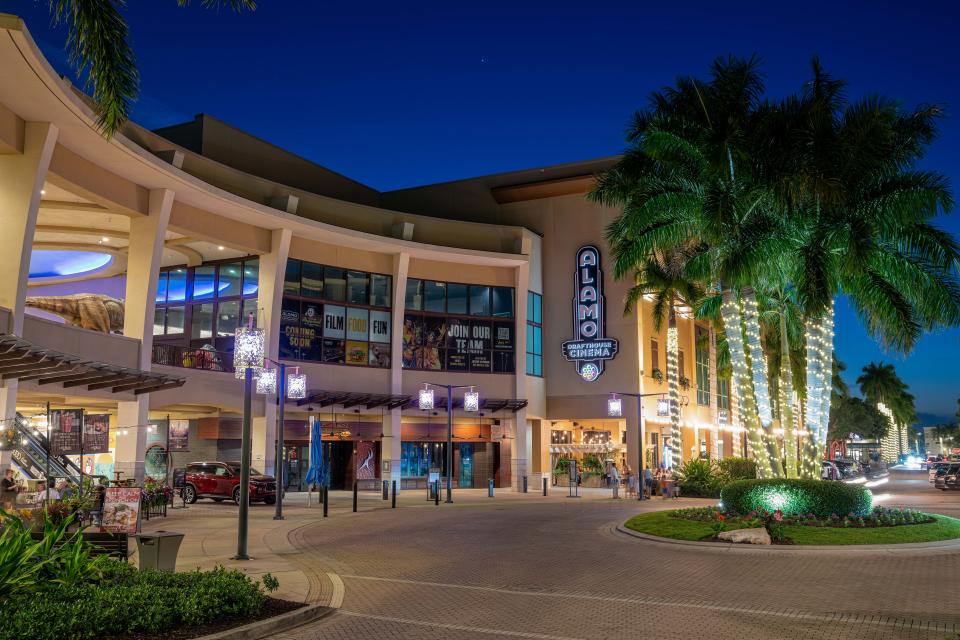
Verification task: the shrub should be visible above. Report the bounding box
[716,457,757,481]
[720,479,872,518]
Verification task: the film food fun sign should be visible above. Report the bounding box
[561,245,618,381]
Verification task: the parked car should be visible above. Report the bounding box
[182,461,277,505]
[821,460,842,480]
[834,460,863,480]
[934,463,960,490]
[929,462,951,483]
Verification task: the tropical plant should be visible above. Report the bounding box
[41,1,256,136]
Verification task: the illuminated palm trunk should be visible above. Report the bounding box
[779,311,797,478]
[801,315,826,478]
[708,325,720,460]
[666,299,682,469]
[741,288,783,477]
[816,301,835,458]
[720,289,773,478]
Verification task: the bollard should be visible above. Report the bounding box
[434,480,440,505]
[382,480,389,500]
[322,486,328,518]
[391,480,397,509]
[543,477,548,496]
[523,475,528,493]
[488,478,494,498]
[353,481,358,512]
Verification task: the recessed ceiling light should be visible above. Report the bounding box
[217,245,225,251]
[101,236,109,242]
[40,189,46,195]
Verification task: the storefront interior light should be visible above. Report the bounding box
[418,386,434,411]
[287,370,307,400]
[607,394,622,417]
[256,368,277,395]
[464,388,479,413]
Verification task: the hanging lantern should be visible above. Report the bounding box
[256,368,277,395]
[657,398,670,417]
[286,371,307,400]
[418,386,435,410]
[463,388,480,413]
[233,323,265,377]
[607,394,622,417]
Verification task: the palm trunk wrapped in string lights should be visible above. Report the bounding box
[779,312,797,478]
[816,302,835,460]
[720,290,774,478]
[801,313,828,478]
[741,288,782,476]
[666,323,682,469]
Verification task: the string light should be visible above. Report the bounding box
[666,326,681,469]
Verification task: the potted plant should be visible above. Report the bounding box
[651,368,664,384]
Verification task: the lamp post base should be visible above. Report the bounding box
[272,515,285,520]
[232,554,251,561]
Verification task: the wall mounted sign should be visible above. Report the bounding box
[561,245,618,381]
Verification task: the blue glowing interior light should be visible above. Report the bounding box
[28,250,112,279]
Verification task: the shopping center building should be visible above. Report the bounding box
[0,15,739,492]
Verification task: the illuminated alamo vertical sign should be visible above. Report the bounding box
[561,245,619,381]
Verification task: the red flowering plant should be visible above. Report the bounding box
[710,511,727,536]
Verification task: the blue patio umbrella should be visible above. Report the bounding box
[305,418,325,489]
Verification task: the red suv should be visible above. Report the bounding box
[182,461,277,505]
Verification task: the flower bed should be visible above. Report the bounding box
[624,506,960,545]
[720,478,872,517]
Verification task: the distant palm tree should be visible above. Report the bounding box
[857,362,903,407]
[624,248,704,468]
[45,0,256,136]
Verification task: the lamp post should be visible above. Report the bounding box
[256,363,307,521]
[233,316,264,561]
[419,383,479,503]
[608,391,666,501]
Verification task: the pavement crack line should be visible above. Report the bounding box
[335,611,587,640]
[327,572,345,608]
[338,574,956,633]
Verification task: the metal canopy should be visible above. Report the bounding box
[297,389,528,413]
[0,335,184,395]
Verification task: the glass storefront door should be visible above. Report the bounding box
[459,443,474,488]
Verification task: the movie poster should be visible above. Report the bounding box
[83,414,110,454]
[345,340,369,365]
[169,420,189,451]
[50,409,83,455]
[299,302,323,360]
[368,342,391,368]
[355,441,377,480]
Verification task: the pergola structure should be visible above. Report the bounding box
[0,335,184,395]
[296,389,528,413]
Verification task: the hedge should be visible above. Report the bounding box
[720,479,873,518]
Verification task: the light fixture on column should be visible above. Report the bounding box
[286,369,307,399]
[418,385,434,410]
[234,314,264,377]
[256,367,277,395]
[607,393,622,417]
[657,397,670,417]
[464,387,479,413]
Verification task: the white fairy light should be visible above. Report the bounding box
[286,370,307,400]
[234,322,265,377]
[464,388,480,413]
[256,368,277,395]
[607,394,622,417]
[418,385,434,410]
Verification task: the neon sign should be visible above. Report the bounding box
[561,245,618,381]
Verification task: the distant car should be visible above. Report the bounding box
[182,461,277,505]
[929,462,951,483]
[934,464,960,490]
[821,460,842,480]
[834,460,863,479]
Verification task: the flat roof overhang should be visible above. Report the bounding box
[296,390,528,413]
[0,335,184,395]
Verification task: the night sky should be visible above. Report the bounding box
[5,0,958,419]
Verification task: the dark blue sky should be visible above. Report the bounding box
[6,0,959,418]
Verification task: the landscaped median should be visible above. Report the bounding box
[624,478,960,546]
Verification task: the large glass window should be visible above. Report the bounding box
[190,303,214,340]
[405,278,423,310]
[167,269,187,303]
[217,300,241,337]
[525,292,542,377]
[218,262,242,298]
[155,272,168,304]
[242,259,259,296]
[492,287,514,318]
[717,376,730,411]
[301,261,323,298]
[370,274,391,307]
[192,266,216,300]
[347,271,369,305]
[165,306,184,334]
[424,281,446,313]
[447,283,468,315]
[469,286,490,316]
[324,267,346,302]
[283,259,301,296]
[696,326,710,406]
[650,339,660,375]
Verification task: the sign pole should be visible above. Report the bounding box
[45,402,50,503]
[274,363,285,521]
[165,414,171,488]
[79,409,85,497]
[445,385,453,503]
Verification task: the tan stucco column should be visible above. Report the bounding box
[115,189,172,482]
[252,228,292,474]
[511,260,530,490]
[384,252,410,491]
[709,325,720,459]
[0,122,58,469]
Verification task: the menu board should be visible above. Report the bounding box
[169,420,189,451]
[101,487,141,534]
[50,409,83,455]
[83,414,110,454]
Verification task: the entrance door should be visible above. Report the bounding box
[459,443,474,488]
[323,441,355,490]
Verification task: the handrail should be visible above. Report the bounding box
[151,343,234,373]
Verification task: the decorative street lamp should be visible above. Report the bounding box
[607,394,623,418]
[608,390,668,501]
[256,362,307,521]
[233,315,264,560]
[420,382,478,503]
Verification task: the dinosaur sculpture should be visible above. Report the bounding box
[25,294,125,333]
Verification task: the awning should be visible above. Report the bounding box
[297,389,528,413]
[0,335,185,395]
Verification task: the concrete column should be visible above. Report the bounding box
[116,189,173,482]
[384,252,409,490]
[511,260,531,490]
[510,409,531,491]
[252,229,292,474]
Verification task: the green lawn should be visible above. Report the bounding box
[624,511,960,545]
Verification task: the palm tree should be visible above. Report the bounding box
[44,1,256,136]
[857,363,904,408]
[624,249,704,468]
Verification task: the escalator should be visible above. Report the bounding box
[8,414,83,483]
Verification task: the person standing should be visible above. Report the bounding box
[610,464,621,499]
[1,469,20,510]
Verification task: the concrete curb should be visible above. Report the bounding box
[615,523,960,556]
[192,603,334,640]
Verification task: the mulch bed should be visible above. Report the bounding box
[104,597,304,640]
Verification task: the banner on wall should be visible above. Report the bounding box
[370,310,390,343]
[82,414,110,454]
[101,487,141,534]
[323,305,345,339]
[356,441,377,480]
[345,340,369,365]
[346,307,369,341]
[169,420,190,451]
[50,409,83,455]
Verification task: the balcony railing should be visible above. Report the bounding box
[152,343,234,373]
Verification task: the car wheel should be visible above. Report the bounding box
[264,496,276,505]
[182,484,198,504]
[233,486,242,505]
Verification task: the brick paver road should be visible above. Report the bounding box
[265,471,960,640]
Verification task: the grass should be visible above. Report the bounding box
[624,511,960,545]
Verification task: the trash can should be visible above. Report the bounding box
[131,531,184,572]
